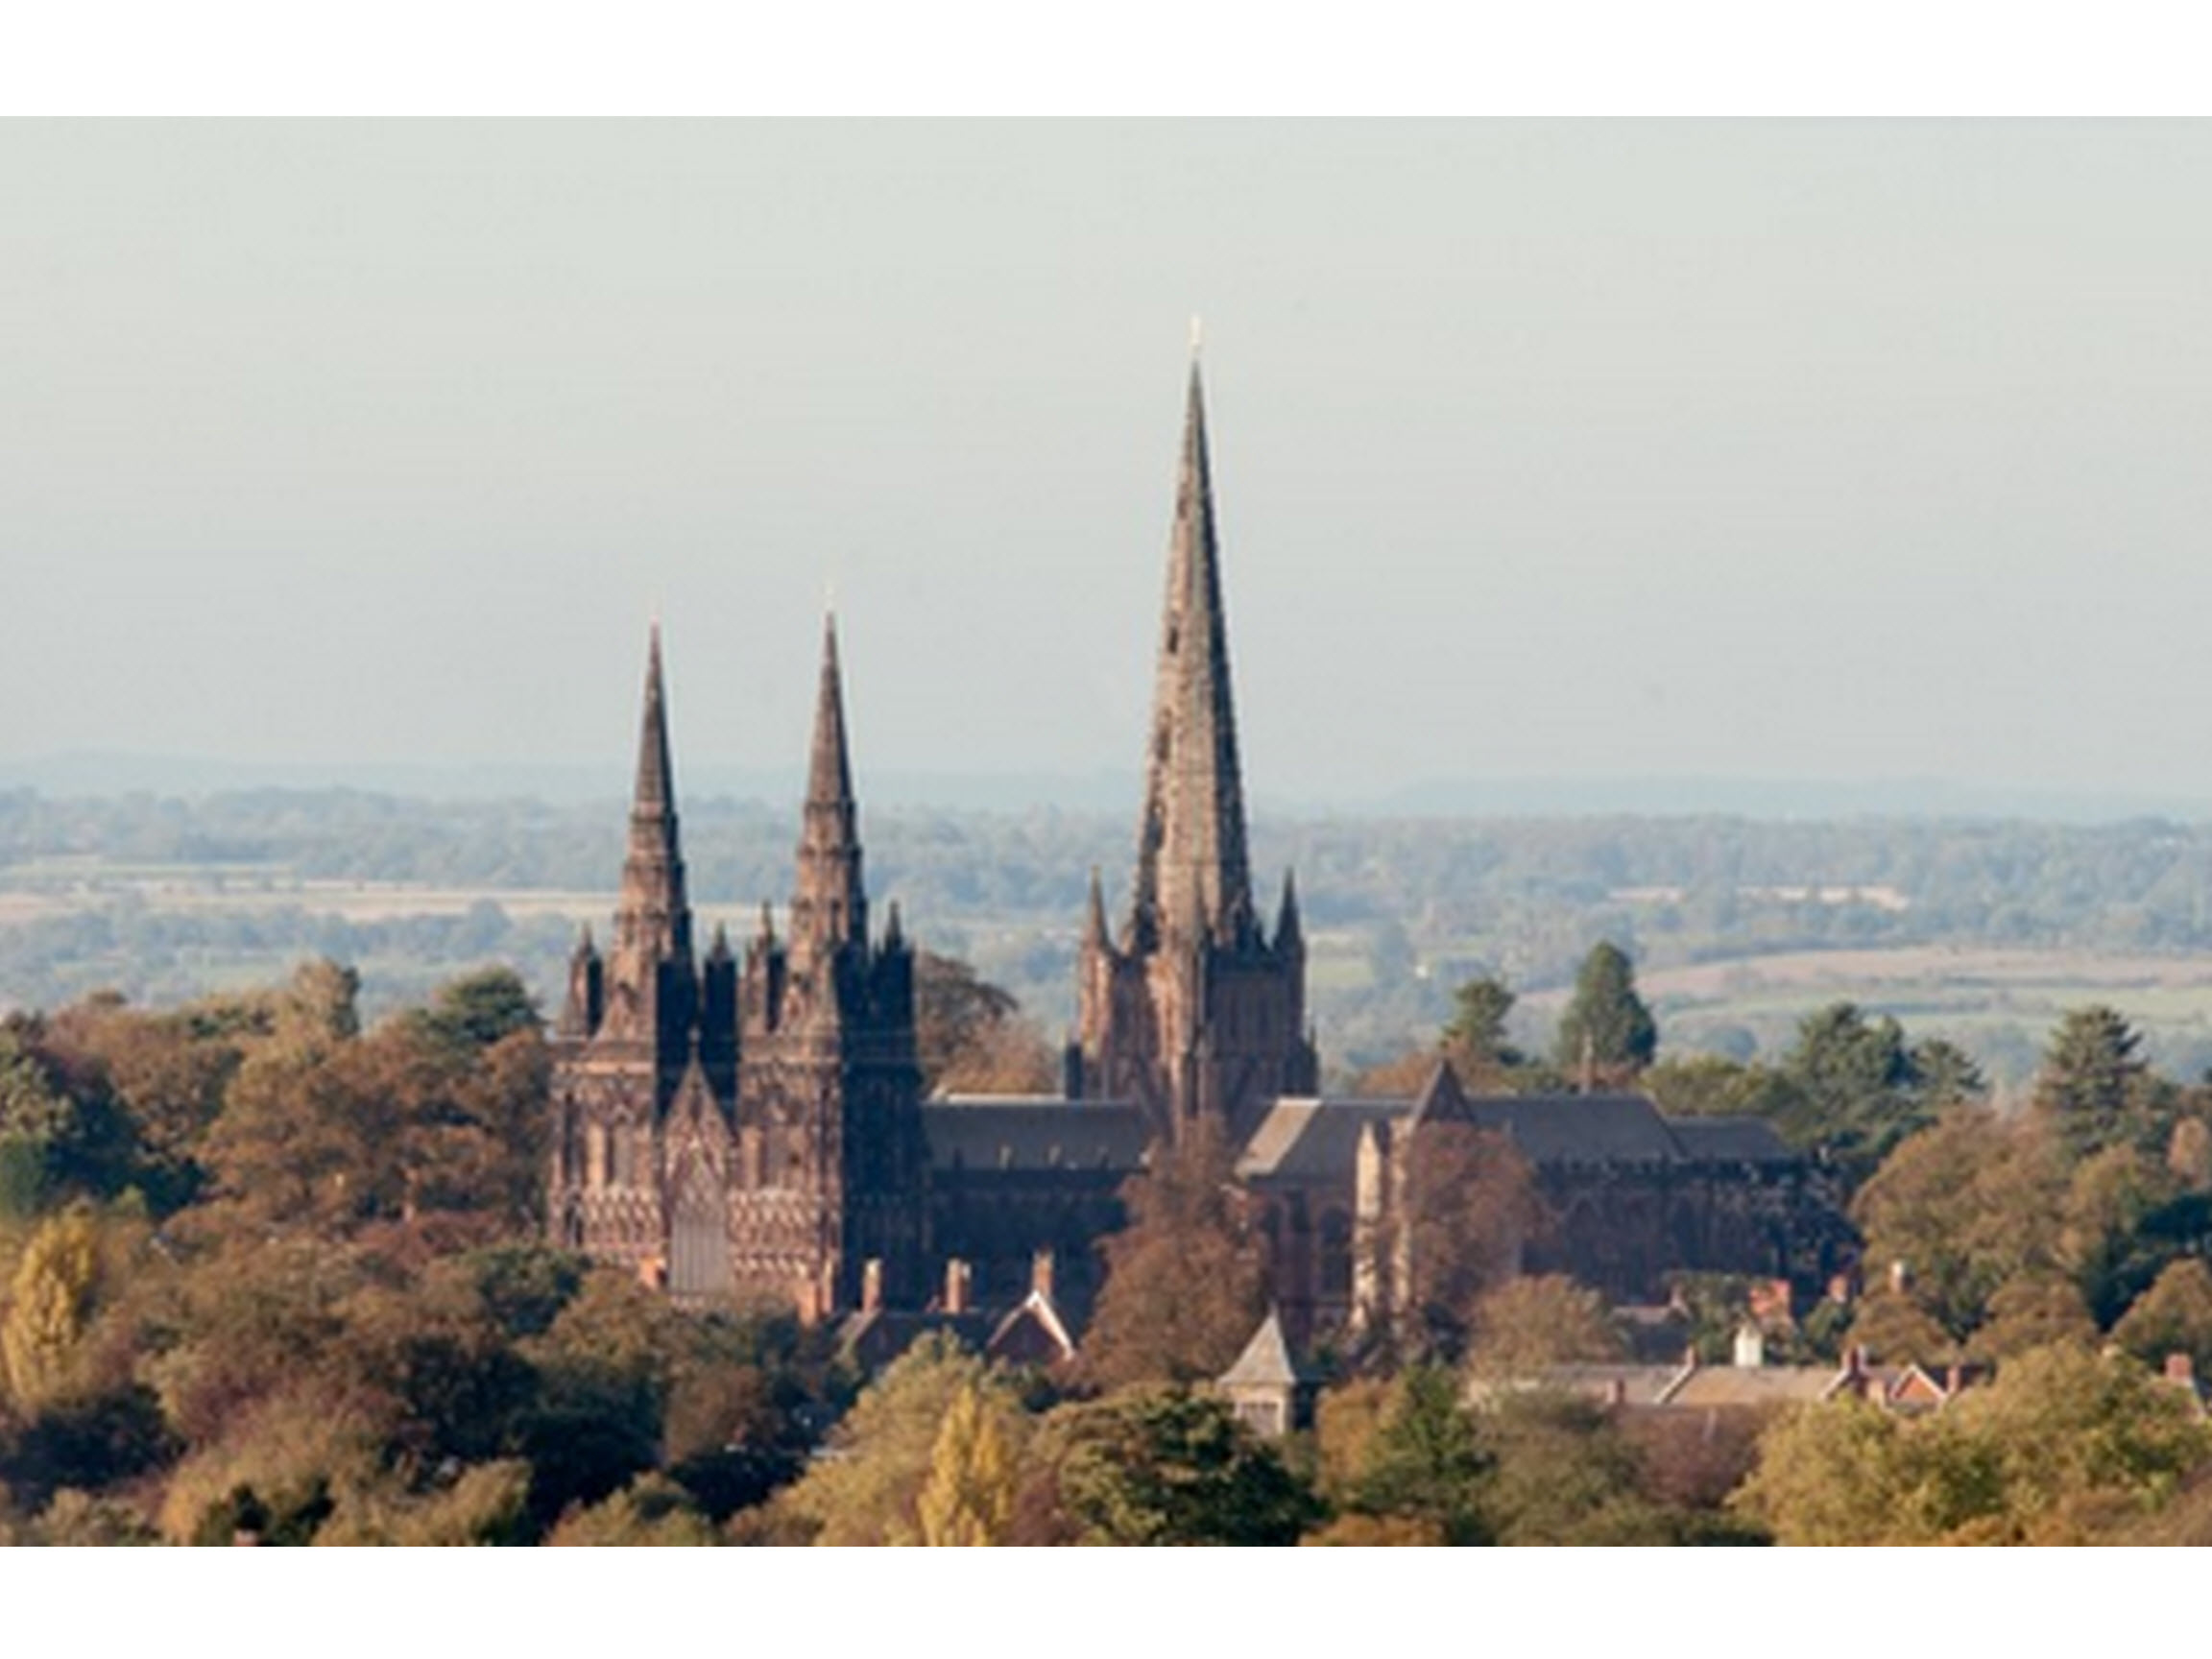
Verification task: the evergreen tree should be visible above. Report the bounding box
[1442,977,1522,1074]
[1778,1002,1935,1182]
[1551,943,1656,1083]
[1055,1388,1321,1546]
[2036,1006,2160,1163]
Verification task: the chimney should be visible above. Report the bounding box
[1732,1322,1765,1370]
[1031,1248,1055,1301]
[1606,1377,1627,1407]
[944,1258,972,1315]
[861,1258,883,1314]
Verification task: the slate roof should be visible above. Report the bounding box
[1237,1082,1805,1184]
[924,1097,1151,1174]
[1666,1117,1797,1166]
[1235,1097,1407,1184]
[1465,1094,1684,1166]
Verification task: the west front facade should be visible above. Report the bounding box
[547,356,1846,1348]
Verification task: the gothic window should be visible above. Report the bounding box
[588,1122,610,1190]
[613,1124,634,1188]
[669,1158,733,1303]
[1319,1210,1354,1300]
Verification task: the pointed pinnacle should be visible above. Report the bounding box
[807,611,855,809]
[1086,866,1110,947]
[633,622,676,820]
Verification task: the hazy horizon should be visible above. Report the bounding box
[12,123,2212,814]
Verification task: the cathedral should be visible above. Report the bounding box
[547,358,1844,1345]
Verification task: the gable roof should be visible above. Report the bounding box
[1217,1309,1313,1389]
[1236,1097,1408,1184]
[986,1288,1077,1369]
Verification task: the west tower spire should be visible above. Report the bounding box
[1130,355,1256,952]
[547,621,714,1285]
[606,622,696,1038]
[791,610,866,961]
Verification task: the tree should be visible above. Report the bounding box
[1642,1054,1798,1122]
[1969,1271,2096,1362]
[1442,977,1523,1077]
[1551,943,1656,1083]
[2112,1258,2212,1379]
[2036,1006,2165,1164]
[913,952,1055,1095]
[1730,1397,1994,1546]
[1054,1388,1322,1546]
[546,1473,715,1547]
[3,1206,103,1411]
[1396,1125,1545,1358]
[1950,1343,2211,1543]
[1465,1275,1622,1380]
[914,1382,1018,1546]
[1848,1106,2064,1342]
[417,967,541,1052]
[773,1333,1017,1547]
[1343,1364,1490,1544]
[1733,1343,2211,1545]
[1477,1389,1683,1546]
[0,1021,134,1219]
[1777,1002,1940,1184]
[2058,1143,2187,1326]
[1080,1119,1266,1390]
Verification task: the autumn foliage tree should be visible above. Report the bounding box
[1396,1124,1546,1359]
[1080,1119,1267,1390]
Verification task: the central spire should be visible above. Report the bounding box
[791,610,866,961]
[1128,354,1256,952]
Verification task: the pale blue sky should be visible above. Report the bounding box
[8,122,2212,809]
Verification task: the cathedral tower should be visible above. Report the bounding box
[549,624,718,1274]
[1073,359,1318,1144]
[730,614,926,1318]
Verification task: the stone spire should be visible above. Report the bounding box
[602,623,696,1043]
[1084,867,1111,950]
[1128,355,1256,953]
[613,623,693,970]
[1275,868,1302,951]
[790,611,866,960]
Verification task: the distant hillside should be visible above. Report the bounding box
[11,788,2212,1085]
